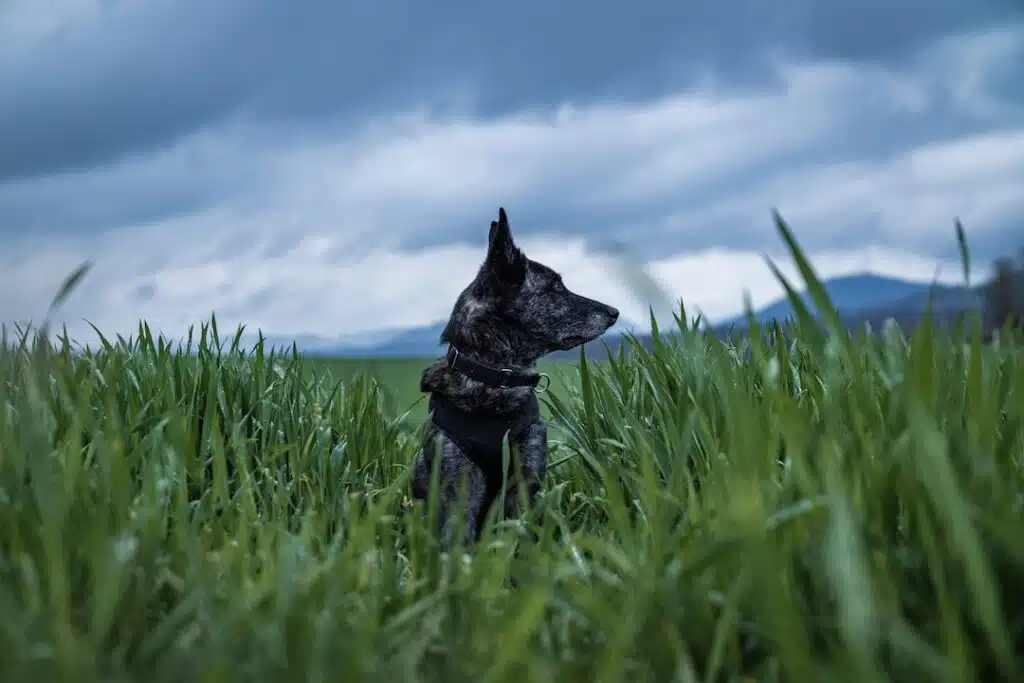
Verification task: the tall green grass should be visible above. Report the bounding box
[1,217,1022,682]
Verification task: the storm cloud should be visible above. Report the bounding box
[1,0,1022,342]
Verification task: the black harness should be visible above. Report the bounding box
[428,392,540,477]
[425,347,548,519]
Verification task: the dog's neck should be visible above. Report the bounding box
[419,343,539,415]
[438,296,553,370]
[453,342,539,374]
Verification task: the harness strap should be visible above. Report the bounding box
[427,392,540,530]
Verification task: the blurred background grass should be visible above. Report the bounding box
[305,356,579,423]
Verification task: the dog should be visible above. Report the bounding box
[410,207,619,549]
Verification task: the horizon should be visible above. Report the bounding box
[2,267,989,355]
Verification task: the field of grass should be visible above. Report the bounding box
[306,356,578,423]
[2,220,1023,682]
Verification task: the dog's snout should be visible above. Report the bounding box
[598,304,619,326]
[588,304,618,334]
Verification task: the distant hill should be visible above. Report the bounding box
[738,274,954,325]
[715,274,981,333]
[549,274,983,360]
[310,324,449,358]
[285,272,983,359]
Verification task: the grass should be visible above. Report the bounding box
[304,357,429,418]
[306,357,578,424]
[1,215,1022,682]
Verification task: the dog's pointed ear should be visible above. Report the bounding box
[487,207,510,245]
[487,207,512,254]
[482,206,525,287]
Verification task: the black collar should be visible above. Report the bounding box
[445,346,549,391]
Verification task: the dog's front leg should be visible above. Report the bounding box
[410,447,431,501]
[411,427,446,502]
[504,420,548,519]
[440,457,490,550]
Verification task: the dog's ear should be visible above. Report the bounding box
[487,207,510,247]
[483,206,526,287]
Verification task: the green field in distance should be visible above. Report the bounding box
[304,356,581,422]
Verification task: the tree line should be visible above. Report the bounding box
[984,248,1024,335]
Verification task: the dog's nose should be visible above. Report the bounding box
[607,306,620,324]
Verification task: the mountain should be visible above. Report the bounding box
[277,272,983,358]
[738,274,940,326]
[330,323,448,358]
[549,274,983,360]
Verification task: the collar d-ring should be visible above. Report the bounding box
[533,372,551,394]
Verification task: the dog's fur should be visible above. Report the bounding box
[410,207,619,548]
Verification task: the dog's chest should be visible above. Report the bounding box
[427,393,539,479]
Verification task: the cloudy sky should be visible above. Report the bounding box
[2,0,1023,345]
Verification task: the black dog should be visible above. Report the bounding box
[411,207,619,548]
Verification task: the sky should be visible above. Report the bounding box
[2,0,1023,345]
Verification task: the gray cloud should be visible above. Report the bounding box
[132,283,156,302]
[2,1,1023,341]
[1,0,1018,183]
[3,24,1023,265]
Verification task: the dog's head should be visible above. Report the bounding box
[442,207,619,361]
